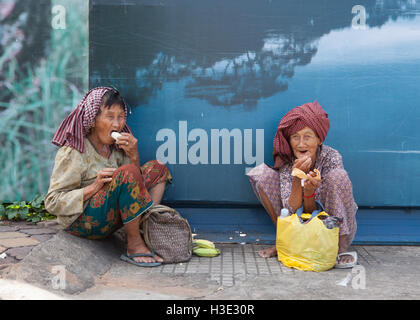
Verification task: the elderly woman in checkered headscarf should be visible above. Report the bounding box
[247,101,358,268]
[45,87,172,267]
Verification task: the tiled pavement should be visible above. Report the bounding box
[0,219,294,287]
[0,220,60,273]
[153,243,296,287]
[0,219,379,290]
[4,219,420,300]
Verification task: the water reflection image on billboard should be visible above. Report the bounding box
[90,0,420,206]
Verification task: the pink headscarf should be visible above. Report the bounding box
[52,87,132,153]
[272,101,330,168]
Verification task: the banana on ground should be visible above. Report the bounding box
[192,239,220,257]
[193,246,221,257]
[193,239,215,249]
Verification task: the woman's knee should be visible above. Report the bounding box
[325,168,348,180]
[323,169,352,189]
[146,159,169,172]
[145,160,172,182]
[321,168,353,208]
[113,164,143,182]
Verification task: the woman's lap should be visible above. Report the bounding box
[65,160,171,239]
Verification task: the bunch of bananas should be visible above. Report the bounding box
[192,239,220,257]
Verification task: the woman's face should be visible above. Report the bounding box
[289,126,321,162]
[91,104,126,145]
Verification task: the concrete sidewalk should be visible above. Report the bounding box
[73,244,420,300]
[1,221,420,300]
[0,220,59,267]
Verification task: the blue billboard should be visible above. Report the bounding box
[90,0,420,208]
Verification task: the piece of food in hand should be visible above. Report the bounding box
[292,168,308,180]
[292,167,322,181]
[313,169,321,181]
[111,131,122,141]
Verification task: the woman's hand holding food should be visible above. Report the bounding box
[292,155,312,173]
[114,132,139,162]
[291,155,321,196]
[93,168,116,191]
[303,170,321,196]
[83,168,116,201]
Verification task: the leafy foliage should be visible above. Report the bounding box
[0,194,55,223]
[0,0,88,201]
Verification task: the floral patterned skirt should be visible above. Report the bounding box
[65,160,172,240]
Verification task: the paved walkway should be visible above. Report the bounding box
[140,243,293,288]
[0,220,60,274]
[0,219,331,287]
[1,219,420,300]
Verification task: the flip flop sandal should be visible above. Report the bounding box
[120,251,162,267]
[334,251,358,269]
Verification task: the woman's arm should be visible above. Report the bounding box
[288,156,312,212]
[83,167,116,201]
[288,177,303,212]
[129,155,141,172]
[44,147,85,217]
[302,172,320,212]
[116,132,142,172]
[45,147,119,214]
[83,183,98,201]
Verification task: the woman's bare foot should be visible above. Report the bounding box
[258,245,277,258]
[337,235,355,265]
[127,239,163,263]
[336,253,355,265]
[124,215,163,264]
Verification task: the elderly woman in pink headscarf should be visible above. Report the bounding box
[247,101,358,268]
[45,87,172,267]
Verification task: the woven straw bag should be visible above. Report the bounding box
[140,204,193,264]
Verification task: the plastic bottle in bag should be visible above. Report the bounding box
[280,208,289,219]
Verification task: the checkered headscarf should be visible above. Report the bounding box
[52,87,132,153]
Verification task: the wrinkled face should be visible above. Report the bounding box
[289,126,321,161]
[91,104,126,145]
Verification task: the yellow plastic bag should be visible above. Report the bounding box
[276,201,339,272]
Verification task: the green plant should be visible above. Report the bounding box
[0,194,55,223]
[0,0,88,202]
